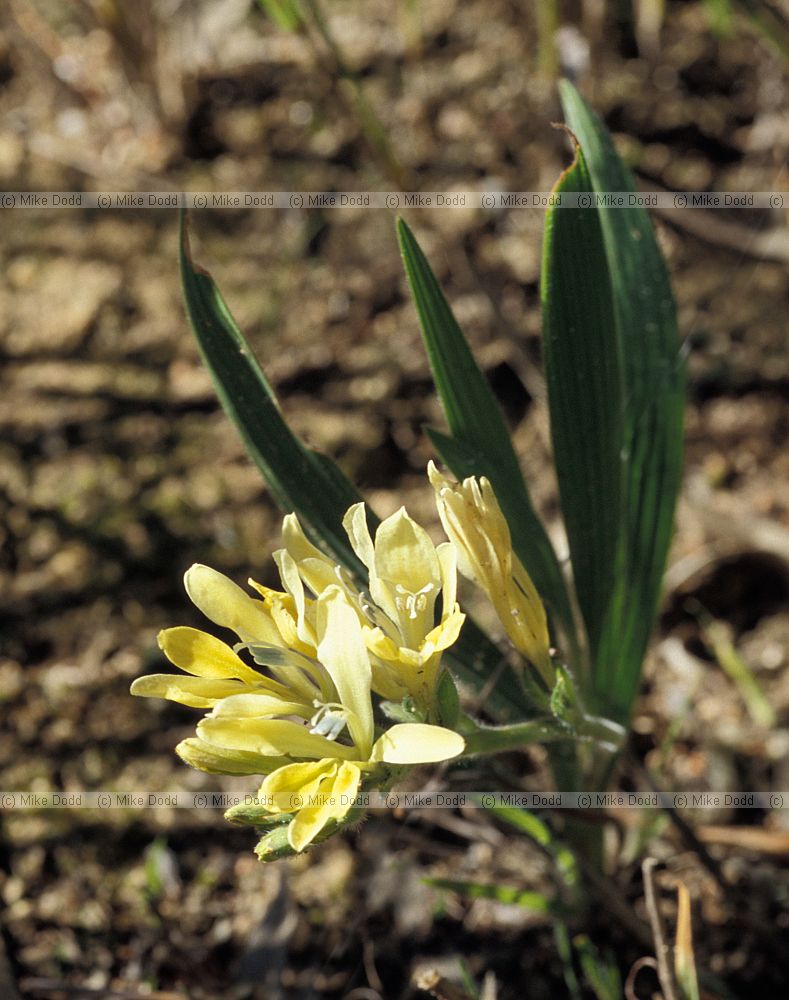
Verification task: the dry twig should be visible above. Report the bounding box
[624,956,659,1000]
[642,858,680,1000]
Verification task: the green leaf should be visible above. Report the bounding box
[574,935,623,1000]
[434,668,460,728]
[180,212,364,575]
[179,212,530,719]
[544,83,686,720]
[488,805,578,888]
[702,616,775,728]
[397,219,577,653]
[554,921,584,1000]
[540,140,622,685]
[702,0,733,36]
[425,876,557,914]
[257,0,303,31]
[450,616,533,720]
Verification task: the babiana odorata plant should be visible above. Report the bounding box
[132,82,684,859]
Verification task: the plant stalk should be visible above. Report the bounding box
[461,719,571,755]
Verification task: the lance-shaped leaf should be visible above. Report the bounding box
[397,218,577,653]
[180,212,363,575]
[179,212,531,718]
[540,137,622,683]
[542,83,686,720]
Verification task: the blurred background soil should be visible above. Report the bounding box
[0,1,788,998]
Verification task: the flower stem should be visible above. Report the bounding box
[459,711,625,758]
[461,718,572,755]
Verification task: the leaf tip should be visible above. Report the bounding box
[179,209,211,279]
[395,215,414,249]
[549,124,583,194]
[557,77,580,103]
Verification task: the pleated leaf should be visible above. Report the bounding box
[540,139,622,685]
[542,83,686,720]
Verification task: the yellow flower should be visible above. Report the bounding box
[255,719,465,852]
[133,569,464,851]
[428,461,552,684]
[279,505,465,712]
[131,565,346,764]
[194,586,465,851]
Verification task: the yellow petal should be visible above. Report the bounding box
[368,508,442,650]
[262,759,335,794]
[301,556,345,597]
[363,626,400,661]
[477,477,512,558]
[210,692,311,719]
[429,463,499,587]
[266,596,300,647]
[511,555,551,666]
[372,723,465,764]
[246,578,287,606]
[369,661,410,702]
[374,507,441,598]
[288,800,334,852]
[158,627,263,684]
[316,587,373,757]
[436,542,458,617]
[342,502,375,572]
[130,674,245,708]
[288,761,361,852]
[184,564,280,644]
[429,465,551,679]
[197,717,358,760]
[282,514,341,596]
[423,608,465,654]
[273,548,314,647]
[333,759,363,803]
[261,759,336,811]
[176,737,289,775]
[281,513,326,564]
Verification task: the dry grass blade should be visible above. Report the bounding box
[675,882,701,1000]
[696,826,789,856]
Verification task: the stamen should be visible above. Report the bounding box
[309,701,350,741]
[394,582,435,619]
[358,590,400,641]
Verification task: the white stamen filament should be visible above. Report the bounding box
[394,582,434,620]
[309,701,350,741]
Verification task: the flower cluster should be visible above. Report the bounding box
[132,469,552,853]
